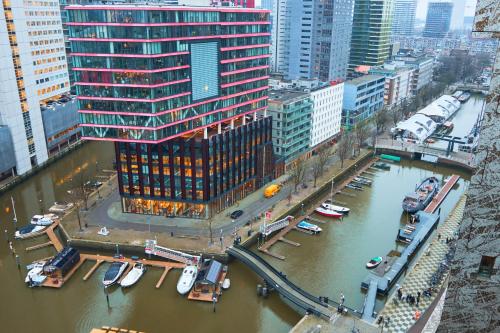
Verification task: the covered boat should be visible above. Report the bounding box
[297,221,322,234]
[321,201,350,214]
[25,261,46,284]
[177,265,198,295]
[366,257,383,269]
[14,225,46,239]
[120,262,145,288]
[314,205,343,218]
[103,261,128,287]
[402,177,440,213]
[30,214,57,226]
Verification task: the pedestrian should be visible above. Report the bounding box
[417,296,420,307]
[385,316,391,328]
[397,288,402,300]
[340,292,345,305]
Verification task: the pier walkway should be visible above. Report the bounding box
[424,175,460,213]
[227,244,334,320]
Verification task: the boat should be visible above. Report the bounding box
[441,121,454,134]
[452,90,463,99]
[373,162,391,170]
[458,92,471,103]
[176,264,198,295]
[346,183,363,190]
[14,225,46,239]
[120,262,145,288]
[366,257,383,269]
[222,278,231,290]
[314,205,343,218]
[321,201,350,214]
[297,220,322,234]
[353,177,372,186]
[102,261,129,287]
[30,214,57,226]
[49,202,74,214]
[25,261,46,284]
[402,176,440,213]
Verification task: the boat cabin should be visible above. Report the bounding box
[43,247,80,279]
[193,260,224,295]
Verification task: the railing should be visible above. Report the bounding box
[259,215,293,236]
[145,239,200,265]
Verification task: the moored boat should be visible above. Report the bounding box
[120,262,145,288]
[15,225,46,239]
[30,214,57,226]
[314,205,343,218]
[373,162,391,170]
[366,257,383,269]
[458,92,471,103]
[354,177,372,185]
[297,220,322,234]
[25,261,46,284]
[321,201,350,214]
[49,202,74,214]
[176,264,198,295]
[346,183,363,190]
[222,278,231,290]
[103,261,129,287]
[441,121,454,134]
[402,176,440,213]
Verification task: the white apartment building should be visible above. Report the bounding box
[269,77,344,148]
[370,62,415,108]
[0,0,69,176]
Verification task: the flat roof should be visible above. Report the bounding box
[346,74,384,86]
[268,90,309,103]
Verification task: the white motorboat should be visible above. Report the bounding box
[321,201,350,214]
[120,262,145,288]
[15,225,46,239]
[222,278,231,290]
[103,261,129,287]
[49,202,74,214]
[25,261,46,284]
[314,205,343,218]
[297,220,322,234]
[30,214,57,226]
[176,265,198,295]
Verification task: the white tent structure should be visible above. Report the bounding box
[391,113,438,143]
[417,95,461,124]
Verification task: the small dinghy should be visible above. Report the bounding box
[177,265,198,295]
[297,220,322,234]
[366,257,383,269]
[222,278,231,290]
[25,261,46,284]
[373,162,391,170]
[354,177,372,185]
[103,261,129,287]
[15,225,46,239]
[321,201,350,214]
[120,262,145,288]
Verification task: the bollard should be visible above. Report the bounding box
[104,287,110,308]
[15,254,20,269]
[4,229,8,243]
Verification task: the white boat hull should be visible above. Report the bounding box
[314,207,343,218]
[177,265,198,295]
[321,202,350,213]
[120,264,145,288]
[15,226,46,239]
[103,262,128,287]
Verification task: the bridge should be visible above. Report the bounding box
[145,239,201,265]
[227,244,349,320]
[454,84,489,93]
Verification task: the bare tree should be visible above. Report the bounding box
[374,107,389,134]
[289,156,308,193]
[353,120,370,155]
[336,133,353,169]
[208,218,214,245]
[389,106,403,126]
[311,146,331,187]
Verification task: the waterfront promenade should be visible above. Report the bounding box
[375,195,466,332]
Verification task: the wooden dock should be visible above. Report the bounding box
[155,267,171,289]
[424,175,460,214]
[26,241,53,252]
[187,271,227,302]
[83,260,103,281]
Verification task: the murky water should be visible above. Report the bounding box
[0,95,481,332]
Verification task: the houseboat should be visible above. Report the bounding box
[402,177,440,213]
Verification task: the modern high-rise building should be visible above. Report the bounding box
[271,0,354,81]
[67,5,274,218]
[450,0,465,30]
[349,0,394,74]
[0,0,71,176]
[392,0,416,36]
[423,2,453,38]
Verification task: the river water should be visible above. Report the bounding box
[0,96,481,332]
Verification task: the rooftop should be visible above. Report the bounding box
[345,74,385,86]
[269,90,310,104]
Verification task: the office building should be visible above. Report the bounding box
[423,2,453,38]
[349,0,394,74]
[0,0,71,177]
[342,75,385,129]
[268,91,312,166]
[369,62,414,108]
[392,0,416,36]
[450,0,465,30]
[394,52,434,94]
[67,5,274,218]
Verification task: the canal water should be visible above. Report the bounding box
[0,95,481,332]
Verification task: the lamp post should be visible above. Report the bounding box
[11,196,17,231]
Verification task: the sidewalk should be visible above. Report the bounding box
[376,195,466,333]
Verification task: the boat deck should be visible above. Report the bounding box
[187,271,227,302]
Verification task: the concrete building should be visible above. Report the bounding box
[450,0,465,30]
[394,52,434,94]
[349,0,394,74]
[369,62,415,108]
[68,5,274,218]
[342,75,385,129]
[271,0,354,81]
[268,90,312,166]
[423,2,453,38]
[0,0,72,176]
[392,0,416,36]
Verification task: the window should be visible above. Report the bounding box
[478,256,495,277]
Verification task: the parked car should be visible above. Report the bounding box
[230,210,244,219]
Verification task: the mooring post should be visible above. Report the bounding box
[4,229,8,243]
[15,254,20,269]
[104,287,110,308]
